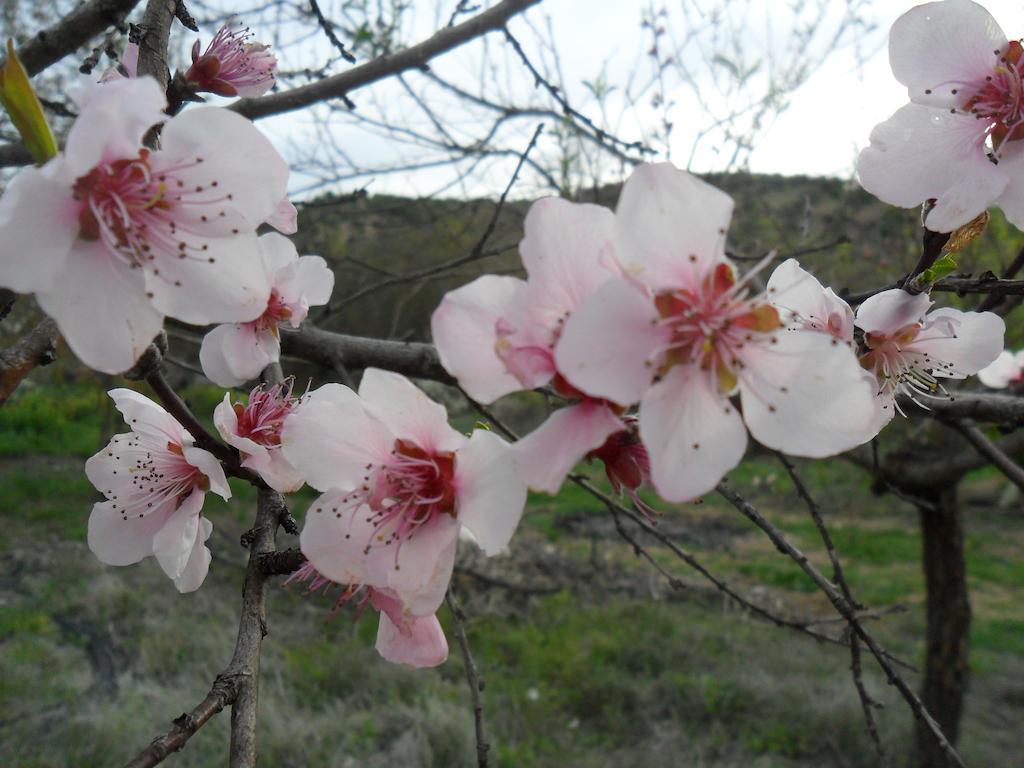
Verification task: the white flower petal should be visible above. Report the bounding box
[889,0,1006,108]
[454,429,527,554]
[614,163,734,291]
[639,365,748,502]
[358,369,465,455]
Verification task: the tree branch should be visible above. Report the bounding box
[446,587,490,768]
[231,0,542,120]
[0,318,58,405]
[135,0,177,91]
[716,482,967,768]
[0,0,139,77]
[281,326,452,383]
[122,677,236,768]
[945,419,1024,493]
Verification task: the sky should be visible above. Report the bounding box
[245,0,1024,197]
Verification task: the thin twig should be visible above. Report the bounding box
[446,587,490,768]
[776,453,886,763]
[309,0,356,63]
[945,419,1024,493]
[325,123,541,316]
[0,318,58,405]
[232,0,542,121]
[122,677,236,768]
[716,482,967,768]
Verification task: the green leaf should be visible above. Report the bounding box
[0,39,58,164]
[920,253,958,284]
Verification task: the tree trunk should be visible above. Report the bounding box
[917,485,971,768]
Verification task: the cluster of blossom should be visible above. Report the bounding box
[0,1,1015,669]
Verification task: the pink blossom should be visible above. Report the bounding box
[281,369,527,615]
[287,562,448,668]
[0,76,290,373]
[213,380,305,492]
[857,288,1004,426]
[555,163,880,502]
[184,17,277,98]
[200,233,333,386]
[857,0,1024,232]
[766,258,856,343]
[85,389,231,592]
[978,349,1024,387]
[432,197,634,494]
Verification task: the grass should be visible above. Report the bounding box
[0,388,1022,766]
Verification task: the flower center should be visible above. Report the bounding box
[315,439,457,568]
[102,434,206,521]
[858,323,953,408]
[233,381,296,447]
[654,262,781,392]
[252,289,292,335]
[961,40,1024,153]
[71,150,234,277]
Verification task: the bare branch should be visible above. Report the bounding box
[446,587,490,768]
[136,0,177,91]
[1,0,140,77]
[122,677,235,768]
[716,482,967,768]
[945,419,1024,493]
[0,318,58,405]
[231,0,543,121]
[281,326,452,383]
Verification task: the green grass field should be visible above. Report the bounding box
[0,384,1021,767]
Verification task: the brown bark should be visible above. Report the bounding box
[917,486,971,768]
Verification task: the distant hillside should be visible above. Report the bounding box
[295,172,1024,344]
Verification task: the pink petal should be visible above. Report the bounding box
[510,401,624,494]
[614,163,734,292]
[183,445,231,500]
[519,196,618,323]
[299,492,459,615]
[36,240,163,374]
[358,368,465,454]
[856,104,1005,231]
[281,383,393,491]
[152,488,205,581]
[431,275,531,403]
[375,611,448,668]
[65,77,167,176]
[554,277,666,406]
[144,230,272,325]
[889,0,1006,108]
[259,231,298,272]
[87,497,176,566]
[159,106,289,229]
[978,350,1018,388]
[199,323,276,387]
[855,289,933,334]
[990,151,1024,230]
[266,198,298,234]
[913,307,1005,376]
[639,364,748,502]
[0,162,77,293]
[244,450,305,493]
[173,517,213,593]
[766,259,854,342]
[277,255,334,318]
[384,518,459,615]
[107,388,190,443]
[740,330,882,456]
[454,429,528,554]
